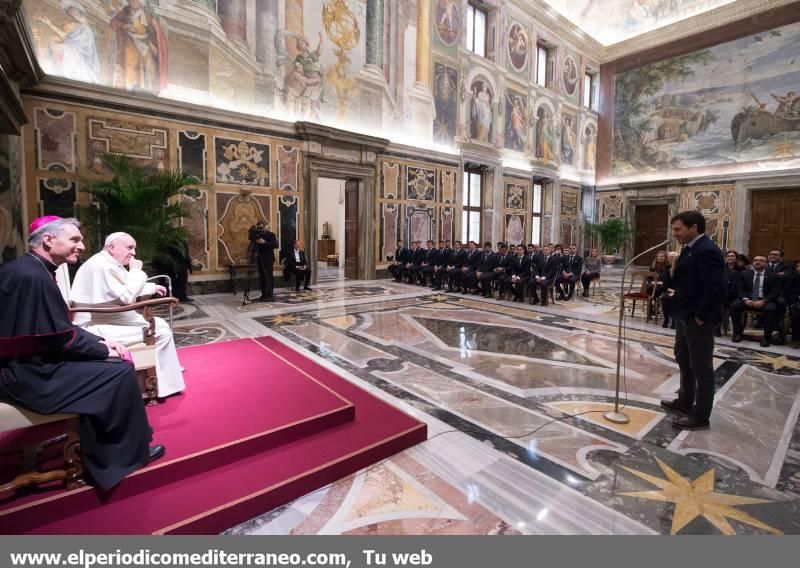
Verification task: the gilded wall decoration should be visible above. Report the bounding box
[597,193,623,221]
[215,138,270,187]
[505,181,526,210]
[178,131,207,183]
[87,117,169,173]
[34,108,76,173]
[216,193,271,268]
[560,188,579,218]
[407,166,436,201]
[679,184,735,250]
[277,145,299,191]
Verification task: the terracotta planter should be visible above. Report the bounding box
[601,254,617,266]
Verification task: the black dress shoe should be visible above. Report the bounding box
[732,333,742,343]
[773,335,784,346]
[304,286,312,291]
[760,337,770,348]
[661,399,691,414]
[672,416,710,430]
[146,444,166,464]
[662,319,670,328]
[714,329,722,337]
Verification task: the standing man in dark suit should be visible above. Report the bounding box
[403,241,419,283]
[249,221,279,302]
[556,244,583,300]
[766,248,791,345]
[447,241,466,292]
[388,240,408,282]
[661,210,725,431]
[286,240,312,291]
[506,244,532,301]
[730,255,780,347]
[460,241,481,294]
[432,240,452,290]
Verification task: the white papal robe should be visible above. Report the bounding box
[69,250,186,397]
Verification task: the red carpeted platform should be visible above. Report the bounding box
[0,337,426,534]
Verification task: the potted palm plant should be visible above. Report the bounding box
[82,152,198,276]
[587,217,633,265]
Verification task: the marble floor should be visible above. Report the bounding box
[161,276,800,535]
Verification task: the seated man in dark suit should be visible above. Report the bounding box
[556,244,583,300]
[767,248,792,344]
[730,254,780,347]
[505,245,533,302]
[432,241,452,290]
[418,240,440,286]
[388,240,408,282]
[529,245,560,306]
[478,243,507,298]
[403,241,420,283]
[460,241,481,294]
[285,240,312,291]
[447,241,467,292]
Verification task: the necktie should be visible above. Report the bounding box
[755,272,762,299]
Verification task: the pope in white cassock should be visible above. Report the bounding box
[69,232,186,398]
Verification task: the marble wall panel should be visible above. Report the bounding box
[34,108,76,173]
[679,184,735,251]
[216,192,271,268]
[439,169,456,204]
[597,193,623,222]
[37,178,77,218]
[405,204,435,244]
[277,145,299,192]
[505,213,526,246]
[278,194,299,251]
[86,116,169,173]
[440,207,455,243]
[178,131,208,183]
[182,189,209,271]
[407,166,436,202]
[382,161,401,199]
[380,202,400,262]
[215,137,270,187]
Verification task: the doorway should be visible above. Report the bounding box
[749,189,800,260]
[316,177,347,282]
[634,203,669,266]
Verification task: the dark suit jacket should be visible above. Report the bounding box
[411,248,426,264]
[285,249,309,270]
[536,255,561,280]
[562,255,583,275]
[478,252,499,273]
[723,266,741,304]
[395,247,410,263]
[422,248,439,265]
[436,248,452,267]
[736,269,780,302]
[509,255,532,278]
[670,234,725,322]
[465,249,481,270]
[786,271,800,304]
[449,249,467,268]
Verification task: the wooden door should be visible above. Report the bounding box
[634,204,669,266]
[750,189,800,261]
[344,179,359,279]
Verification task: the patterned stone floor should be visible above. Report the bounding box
[164,278,800,535]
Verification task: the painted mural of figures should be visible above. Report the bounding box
[433,63,458,143]
[770,91,800,118]
[278,32,324,121]
[504,92,528,152]
[507,22,529,71]
[37,1,101,83]
[110,0,168,93]
[435,0,460,45]
[535,105,555,162]
[561,114,576,165]
[583,124,597,171]
[470,79,494,144]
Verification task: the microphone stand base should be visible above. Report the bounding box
[603,411,631,424]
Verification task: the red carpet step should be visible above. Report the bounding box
[0,337,427,534]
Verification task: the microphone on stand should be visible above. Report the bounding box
[603,239,671,425]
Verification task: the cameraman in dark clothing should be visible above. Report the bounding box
[248,221,279,302]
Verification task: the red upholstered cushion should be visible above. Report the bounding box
[624,292,649,299]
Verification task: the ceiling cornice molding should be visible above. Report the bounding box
[603,0,797,61]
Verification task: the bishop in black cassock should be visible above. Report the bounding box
[0,216,158,491]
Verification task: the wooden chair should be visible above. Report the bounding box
[56,264,177,406]
[592,275,601,296]
[0,405,84,497]
[623,271,659,322]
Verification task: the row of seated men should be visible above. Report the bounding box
[646,248,800,348]
[388,240,601,306]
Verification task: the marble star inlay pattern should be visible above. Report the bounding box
[168,278,800,534]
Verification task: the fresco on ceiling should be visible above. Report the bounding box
[542,0,736,46]
[612,21,800,176]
